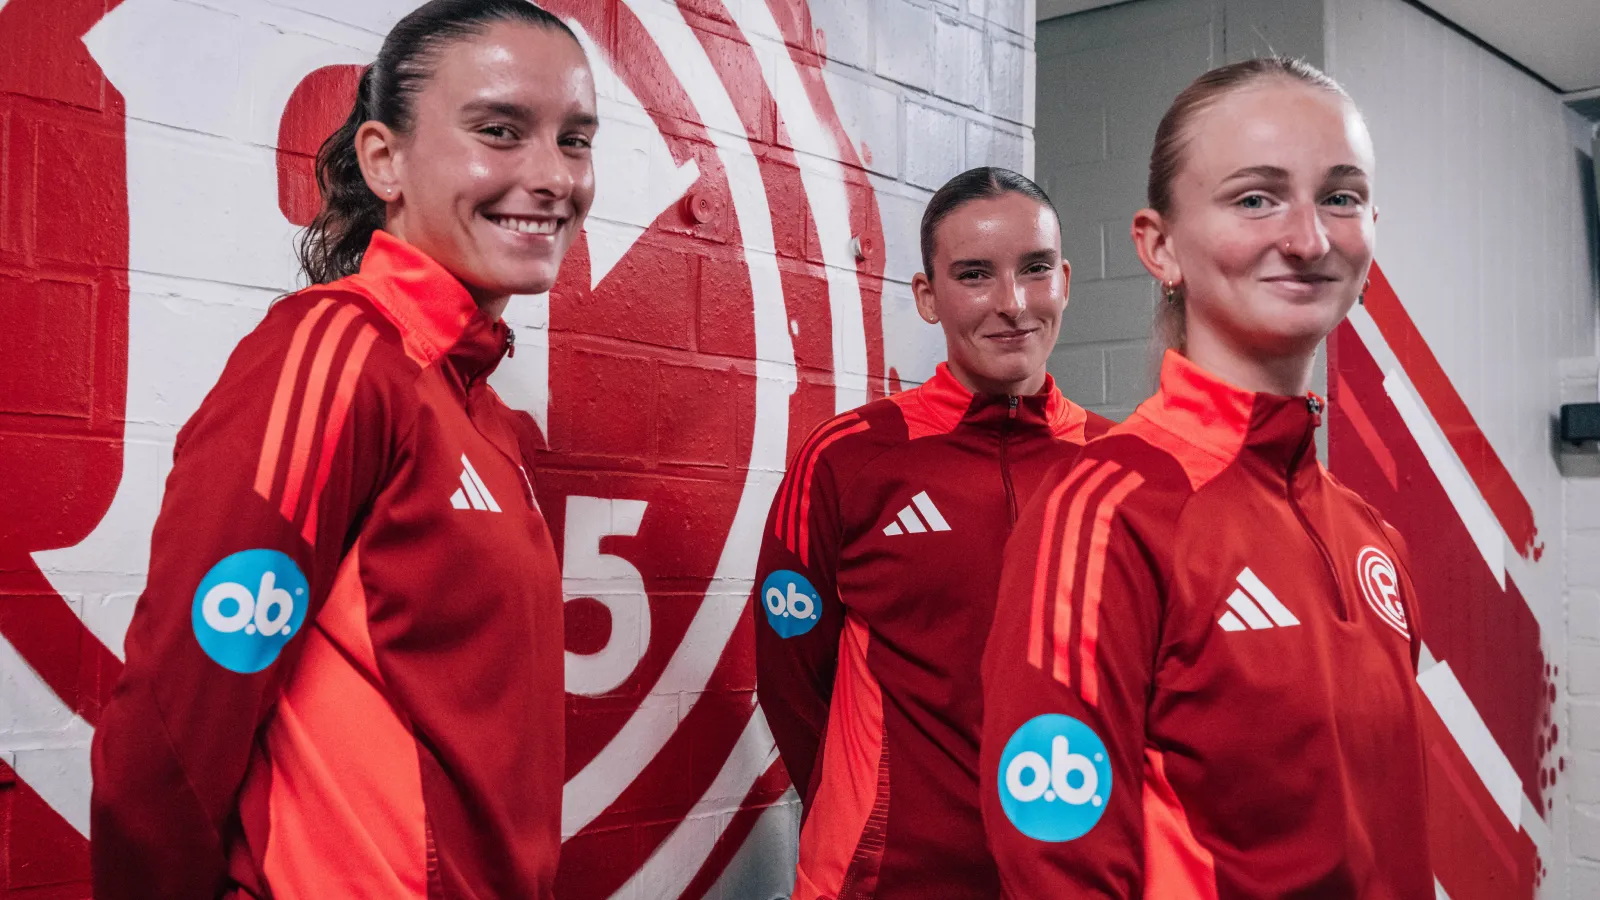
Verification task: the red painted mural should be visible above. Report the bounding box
[0,0,892,895]
[1329,264,1558,898]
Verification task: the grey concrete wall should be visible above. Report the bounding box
[1035,0,1324,420]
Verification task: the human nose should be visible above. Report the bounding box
[521,134,575,201]
[1280,200,1330,261]
[995,273,1026,318]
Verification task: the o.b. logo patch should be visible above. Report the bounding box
[191,549,309,673]
[761,570,821,639]
[998,714,1112,842]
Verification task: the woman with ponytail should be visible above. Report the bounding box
[91,2,594,897]
[980,57,1431,898]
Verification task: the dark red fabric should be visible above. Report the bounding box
[755,364,1109,899]
[981,351,1432,899]
[91,232,564,899]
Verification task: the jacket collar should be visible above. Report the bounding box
[910,363,1088,438]
[1143,350,1322,476]
[337,230,509,384]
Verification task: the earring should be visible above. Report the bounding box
[1163,281,1181,305]
[1359,278,1370,305]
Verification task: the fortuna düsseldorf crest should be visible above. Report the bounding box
[1356,545,1408,639]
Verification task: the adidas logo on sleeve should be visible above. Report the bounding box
[882,491,952,536]
[1217,567,1300,632]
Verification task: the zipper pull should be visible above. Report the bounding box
[504,324,517,358]
[1008,396,1019,419]
[1306,394,1324,425]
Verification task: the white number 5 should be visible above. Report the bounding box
[562,496,651,696]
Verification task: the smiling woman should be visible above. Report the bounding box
[753,167,1111,899]
[980,58,1433,900]
[89,2,591,898]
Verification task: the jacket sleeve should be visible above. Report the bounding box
[980,462,1164,898]
[90,299,393,899]
[753,433,848,808]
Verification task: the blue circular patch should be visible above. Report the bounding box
[760,570,822,639]
[997,713,1112,842]
[191,549,309,673]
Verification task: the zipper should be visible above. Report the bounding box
[1001,396,1019,524]
[1287,395,1346,620]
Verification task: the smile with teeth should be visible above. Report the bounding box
[488,215,560,235]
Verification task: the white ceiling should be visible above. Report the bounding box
[1037,0,1600,94]
[1421,0,1600,93]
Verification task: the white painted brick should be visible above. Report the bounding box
[874,0,935,91]
[934,16,984,109]
[869,174,931,284]
[1572,752,1600,805]
[1576,590,1600,643]
[1105,343,1155,406]
[1575,702,1600,754]
[903,102,964,192]
[965,120,1024,172]
[1572,478,1600,532]
[809,0,873,72]
[1574,862,1600,898]
[1047,345,1105,405]
[989,38,1027,124]
[1577,807,1600,863]
[822,69,900,179]
[1573,532,1600,590]
[1574,646,1600,697]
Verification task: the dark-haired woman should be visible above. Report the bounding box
[90,2,593,897]
[980,58,1431,898]
[754,167,1111,899]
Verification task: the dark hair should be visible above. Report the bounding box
[296,0,580,286]
[1146,56,1355,353]
[919,167,1060,277]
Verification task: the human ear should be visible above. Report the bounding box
[356,120,403,202]
[912,271,939,324]
[1131,208,1180,288]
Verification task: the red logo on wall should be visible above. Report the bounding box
[0,0,888,896]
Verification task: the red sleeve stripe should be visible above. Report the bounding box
[255,297,337,500]
[1141,748,1219,898]
[1075,471,1145,707]
[1027,463,1099,669]
[796,419,868,566]
[776,414,861,548]
[1049,462,1123,685]
[775,414,866,560]
[279,303,364,523]
[300,325,380,543]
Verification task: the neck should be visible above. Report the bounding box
[474,292,511,323]
[1184,328,1317,396]
[945,360,1047,398]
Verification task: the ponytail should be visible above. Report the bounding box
[296,66,386,286]
[293,0,580,286]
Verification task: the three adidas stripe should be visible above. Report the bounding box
[1217,567,1300,631]
[883,491,950,536]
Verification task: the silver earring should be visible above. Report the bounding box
[1163,281,1181,304]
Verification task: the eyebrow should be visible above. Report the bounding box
[461,100,599,129]
[1327,163,1369,179]
[1221,165,1290,184]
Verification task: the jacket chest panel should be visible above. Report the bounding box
[363,379,558,643]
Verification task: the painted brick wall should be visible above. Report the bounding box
[0,1,1032,897]
[1326,0,1598,895]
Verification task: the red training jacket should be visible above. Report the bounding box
[755,364,1112,899]
[91,231,564,899]
[980,350,1431,899]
